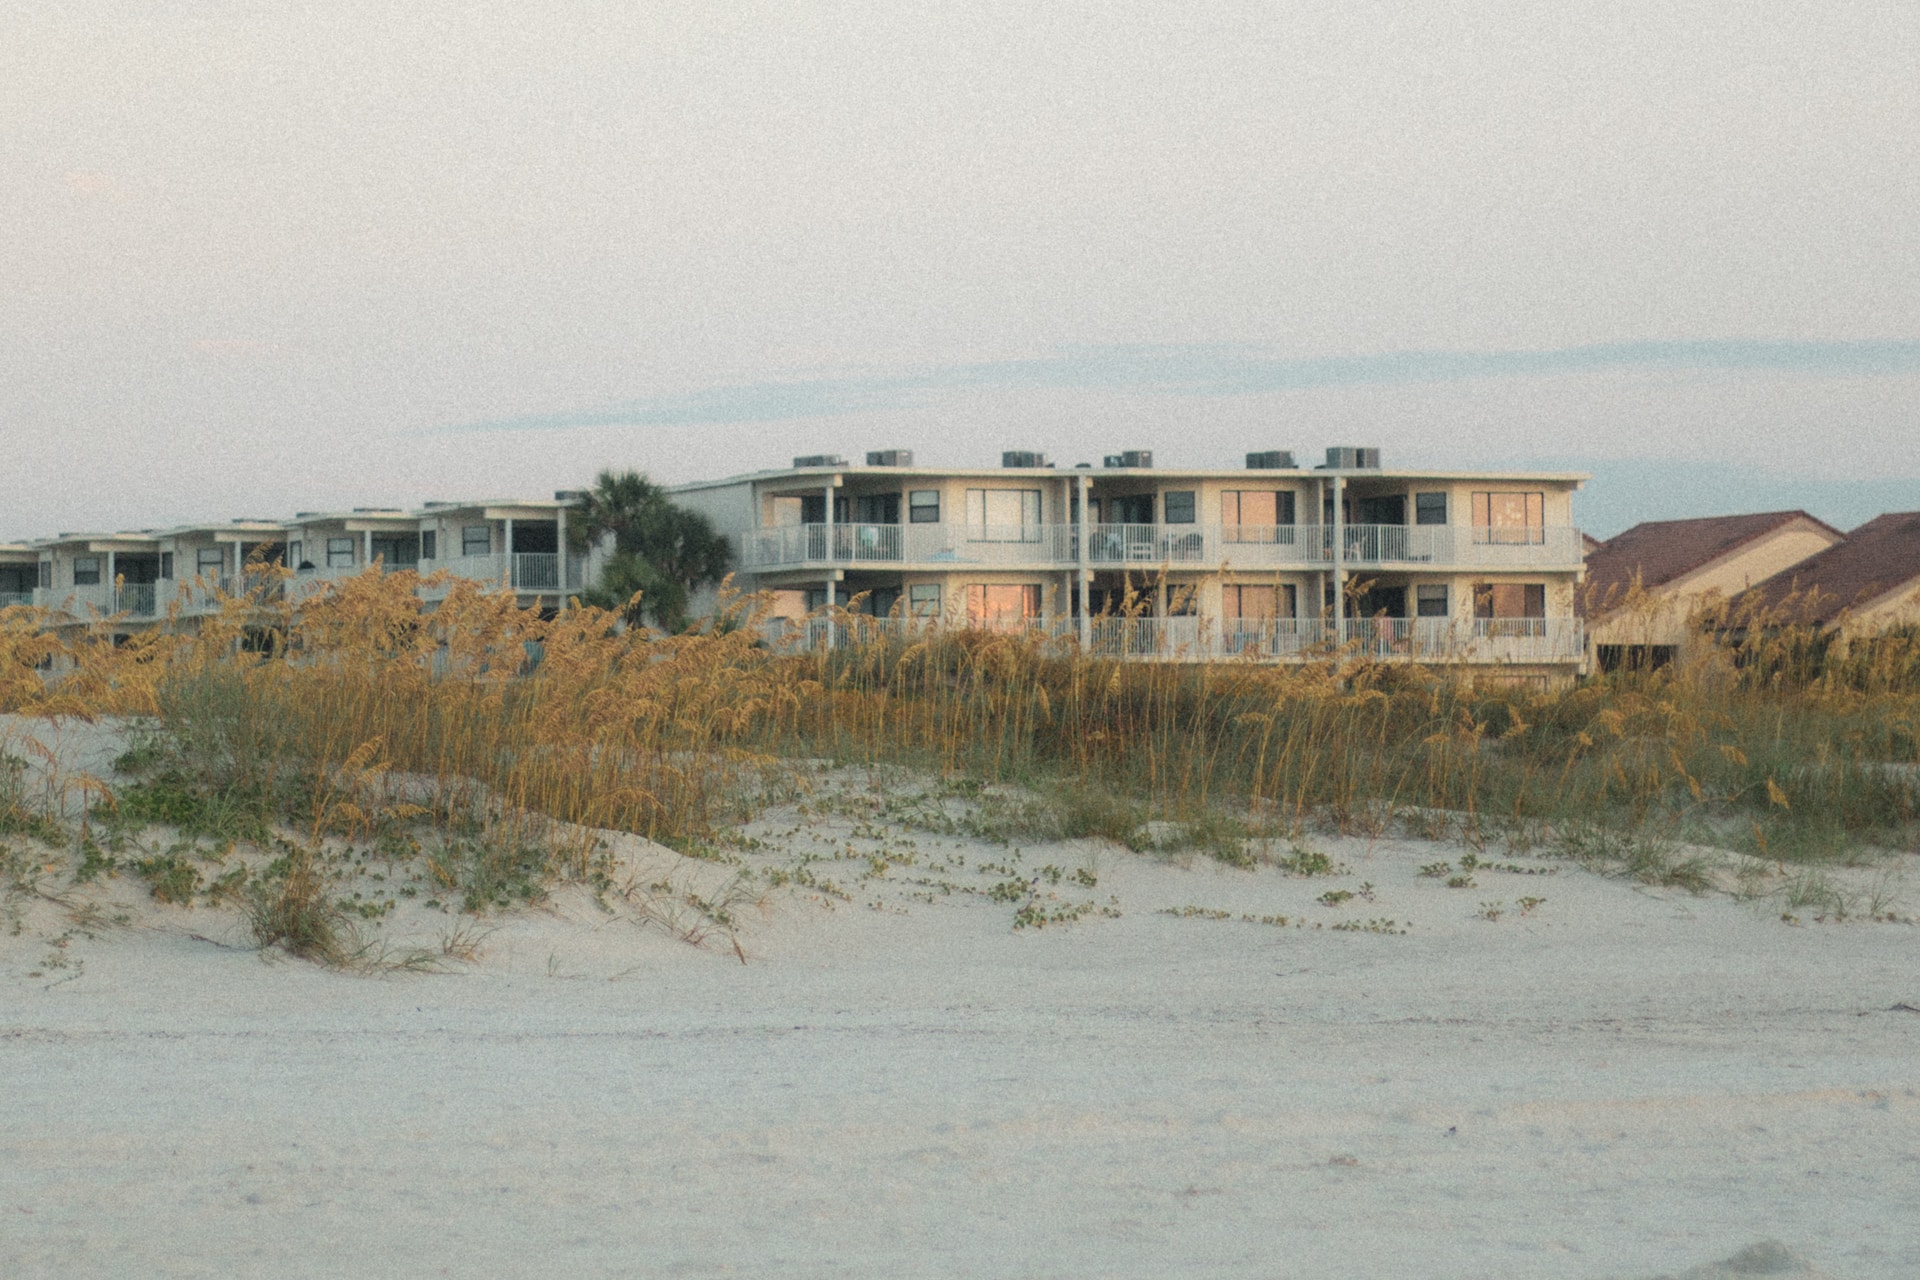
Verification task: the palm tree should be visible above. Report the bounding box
[569,470,731,631]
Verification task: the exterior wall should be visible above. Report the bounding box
[1833,580,1920,637]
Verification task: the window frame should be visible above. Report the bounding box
[196,547,226,577]
[908,583,941,617]
[1414,492,1449,526]
[72,556,101,586]
[907,490,941,524]
[1162,490,1197,525]
[964,489,1043,543]
[326,537,356,569]
[1471,491,1545,544]
[1415,584,1450,618]
[420,530,437,561]
[461,525,491,557]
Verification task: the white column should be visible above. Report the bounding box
[823,478,837,648]
[363,529,373,571]
[1331,474,1346,632]
[556,506,568,592]
[503,518,515,588]
[1076,473,1090,646]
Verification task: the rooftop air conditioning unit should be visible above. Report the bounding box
[866,449,914,467]
[1245,450,1295,470]
[1323,446,1382,469]
[1102,450,1154,468]
[1002,450,1049,468]
[792,454,847,468]
[552,490,589,503]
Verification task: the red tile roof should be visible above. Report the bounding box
[1735,511,1920,625]
[1580,511,1842,617]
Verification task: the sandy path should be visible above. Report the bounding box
[3,759,1917,1277]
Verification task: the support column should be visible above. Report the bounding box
[363,529,373,571]
[555,505,569,593]
[1331,473,1347,640]
[823,477,837,649]
[1076,473,1091,646]
[503,517,515,589]
[106,550,117,611]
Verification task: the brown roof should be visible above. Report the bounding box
[1735,511,1920,625]
[1580,511,1842,617]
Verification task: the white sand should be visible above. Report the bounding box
[3,721,1917,1278]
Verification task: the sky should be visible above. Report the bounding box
[3,1,1916,541]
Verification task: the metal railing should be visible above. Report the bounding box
[32,583,161,619]
[758,614,1585,663]
[0,591,35,611]
[738,522,1586,570]
[431,553,586,592]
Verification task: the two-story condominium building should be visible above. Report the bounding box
[284,498,588,612]
[28,521,288,633]
[672,446,1589,680]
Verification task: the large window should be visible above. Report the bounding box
[1163,491,1196,524]
[1223,584,1296,620]
[1472,492,1544,544]
[965,583,1042,628]
[965,489,1042,542]
[908,490,941,524]
[908,583,941,617]
[1415,492,1448,526]
[72,556,101,586]
[462,525,491,557]
[1221,491,1297,543]
[326,537,355,568]
[196,548,225,576]
[1416,584,1450,618]
[1474,582,1546,618]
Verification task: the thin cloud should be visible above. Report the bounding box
[426,339,1920,435]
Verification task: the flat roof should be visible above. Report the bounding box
[670,463,1590,492]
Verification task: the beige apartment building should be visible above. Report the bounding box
[672,447,1590,679]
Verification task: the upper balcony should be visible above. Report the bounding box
[739,522,1586,572]
[32,582,163,620]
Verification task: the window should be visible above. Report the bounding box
[965,583,1042,628]
[1472,492,1545,544]
[1473,583,1546,618]
[908,490,941,524]
[908,583,941,617]
[197,548,225,576]
[462,525,491,556]
[159,552,175,580]
[853,493,899,524]
[72,556,101,586]
[1221,491,1297,542]
[1223,584,1296,620]
[1163,491,1196,524]
[288,540,304,569]
[965,489,1042,542]
[326,537,355,568]
[38,561,51,589]
[371,535,418,568]
[1415,492,1448,526]
[420,531,437,560]
[1416,584,1450,618]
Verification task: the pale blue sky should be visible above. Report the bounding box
[3,2,1916,540]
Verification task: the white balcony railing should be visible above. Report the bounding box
[428,553,587,594]
[32,583,162,619]
[759,614,1585,663]
[739,523,1586,571]
[0,591,35,611]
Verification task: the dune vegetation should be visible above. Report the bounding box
[2,568,1916,961]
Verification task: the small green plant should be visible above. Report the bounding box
[1418,861,1451,878]
[1317,889,1355,907]
[1517,896,1546,915]
[1477,901,1505,921]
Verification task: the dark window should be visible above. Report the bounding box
[1415,492,1448,525]
[72,557,101,586]
[1163,491,1197,524]
[326,537,355,568]
[420,531,437,560]
[908,490,940,523]
[1416,584,1449,617]
[159,552,175,579]
[854,493,900,524]
[461,526,490,556]
[1355,494,1406,525]
[908,583,941,616]
[197,548,226,576]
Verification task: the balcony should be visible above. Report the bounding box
[428,553,587,595]
[32,583,161,620]
[758,614,1585,663]
[738,523,1586,571]
[0,592,33,611]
